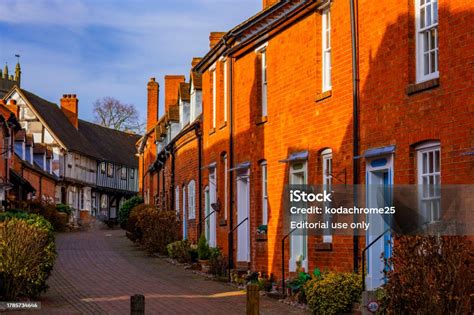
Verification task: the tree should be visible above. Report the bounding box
[93,97,144,134]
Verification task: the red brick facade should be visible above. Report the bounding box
[139,0,474,282]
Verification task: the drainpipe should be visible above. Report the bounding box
[171,147,175,211]
[228,56,235,270]
[196,123,203,237]
[350,0,360,273]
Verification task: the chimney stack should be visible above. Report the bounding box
[209,32,226,49]
[164,75,185,113]
[262,0,279,10]
[60,94,79,129]
[147,77,160,131]
[6,99,20,118]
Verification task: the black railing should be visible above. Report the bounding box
[361,228,391,291]
[227,217,248,280]
[281,227,297,297]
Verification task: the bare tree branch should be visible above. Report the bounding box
[92,97,145,134]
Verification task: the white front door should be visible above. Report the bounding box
[182,186,187,240]
[289,162,308,272]
[208,169,217,247]
[236,169,250,262]
[366,155,393,291]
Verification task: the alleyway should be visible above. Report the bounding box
[16,228,304,315]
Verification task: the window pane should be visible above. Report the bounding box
[422,152,427,174]
[435,150,440,172]
[429,151,434,173]
[430,51,436,73]
[423,32,429,52]
[433,1,438,23]
[430,29,436,50]
[426,4,432,26]
[420,7,425,28]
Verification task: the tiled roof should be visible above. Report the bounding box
[19,88,139,167]
[179,82,190,101]
[20,89,101,158]
[78,120,140,167]
[190,71,202,90]
[167,105,180,123]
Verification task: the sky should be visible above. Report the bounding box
[0,0,260,123]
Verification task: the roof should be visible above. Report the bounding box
[179,82,190,101]
[19,89,101,158]
[78,120,140,167]
[14,88,139,167]
[190,71,202,90]
[167,105,180,123]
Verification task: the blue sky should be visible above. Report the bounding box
[0,0,260,122]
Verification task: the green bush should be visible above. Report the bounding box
[197,234,210,260]
[125,204,148,241]
[118,196,143,229]
[167,240,192,263]
[209,247,227,276]
[14,200,69,232]
[0,214,56,300]
[56,203,73,216]
[304,272,362,315]
[135,206,179,255]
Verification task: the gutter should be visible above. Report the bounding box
[350,0,360,273]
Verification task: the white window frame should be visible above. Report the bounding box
[255,42,268,117]
[210,63,217,129]
[222,58,228,123]
[175,186,180,214]
[321,149,333,243]
[415,0,439,82]
[223,154,228,220]
[416,141,441,223]
[322,6,332,91]
[188,180,196,219]
[261,161,268,225]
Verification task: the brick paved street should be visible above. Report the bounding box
[11,228,304,315]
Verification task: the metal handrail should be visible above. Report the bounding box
[197,209,218,231]
[281,227,297,297]
[361,228,391,291]
[227,217,248,280]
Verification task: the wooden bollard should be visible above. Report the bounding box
[246,284,260,315]
[130,294,145,315]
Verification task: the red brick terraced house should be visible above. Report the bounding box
[138,0,473,294]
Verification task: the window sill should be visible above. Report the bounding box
[406,78,439,95]
[255,116,268,125]
[219,121,227,130]
[315,242,333,251]
[208,128,216,135]
[315,90,332,102]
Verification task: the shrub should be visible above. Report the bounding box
[135,206,179,255]
[0,215,56,300]
[125,204,148,241]
[56,203,73,216]
[305,272,362,315]
[197,234,210,260]
[118,196,143,229]
[209,247,227,276]
[18,200,68,232]
[167,240,192,263]
[384,236,471,314]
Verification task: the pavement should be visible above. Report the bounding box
[6,227,305,315]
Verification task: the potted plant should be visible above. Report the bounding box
[197,234,211,272]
